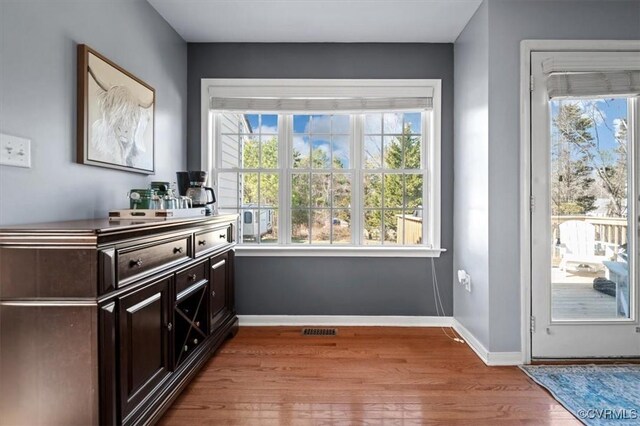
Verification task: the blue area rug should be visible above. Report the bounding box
[520,364,640,425]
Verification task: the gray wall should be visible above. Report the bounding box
[0,0,187,225]
[453,2,490,348]
[188,43,454,316]
[454,0,640,352]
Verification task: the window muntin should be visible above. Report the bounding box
[215,111,428,247]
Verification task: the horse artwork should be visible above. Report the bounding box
[77,44,155,174]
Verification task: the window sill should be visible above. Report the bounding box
[234,245,446,258]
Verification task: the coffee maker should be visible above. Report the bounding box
[177,171,216,215]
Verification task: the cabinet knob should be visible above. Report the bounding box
[198,240,207,246]
[219,234,226,239]
[173,246,184,254]
[129,258,143,268]
[193,338,199,344]
[211,290,216,297]
[189,274,197,281]
[167,322,173,331]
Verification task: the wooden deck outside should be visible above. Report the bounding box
[551,267,621,320]
[160,327,577,425]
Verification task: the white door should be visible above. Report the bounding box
[531,50,640,358]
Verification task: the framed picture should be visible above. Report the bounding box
[77,44,155,174]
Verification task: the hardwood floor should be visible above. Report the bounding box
[159,327,577,425]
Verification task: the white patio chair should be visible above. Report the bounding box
[558,220,609,273]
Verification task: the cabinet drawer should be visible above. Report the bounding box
[118,237,190,285]
[194,226,230,256]
[175,261,208,295]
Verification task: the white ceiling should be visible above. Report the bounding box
[147,0,483,43]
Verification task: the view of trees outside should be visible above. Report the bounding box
[220,112,425,245]
[551,99,629,218]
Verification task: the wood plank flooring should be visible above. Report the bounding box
[159,327,577,425]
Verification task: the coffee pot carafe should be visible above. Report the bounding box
[182,171,216,209]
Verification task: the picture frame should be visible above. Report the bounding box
[77,44,155,174]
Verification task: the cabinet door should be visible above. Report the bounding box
[210,252,229,331]
[118,276,172,421]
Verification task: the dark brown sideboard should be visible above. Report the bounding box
[0,215,239,426]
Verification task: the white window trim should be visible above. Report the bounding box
[201,79,443,257]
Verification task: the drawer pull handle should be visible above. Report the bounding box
[219,234,226,239]
[188,274,197,281]
[167,322,173,331]
[211,259,226,270]
[198,240,207,246]
[173,247,184,254]
[211,290,216,297]
[130,258,143,268]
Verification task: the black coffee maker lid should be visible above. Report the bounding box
[188,171,207,183]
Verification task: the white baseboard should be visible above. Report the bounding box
[453,319,523,366]
[238,315,454,327]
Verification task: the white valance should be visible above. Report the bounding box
[543,51,640,99]
[210,96,433,113]
[546,70,640,99]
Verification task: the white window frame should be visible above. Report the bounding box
[201,79,444,257]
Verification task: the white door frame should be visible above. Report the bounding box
[519,40,640,363]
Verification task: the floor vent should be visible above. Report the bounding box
[302,328,337,336]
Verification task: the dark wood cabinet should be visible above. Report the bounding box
[0,215,239,426]
[118,276,172,421]
[210,251,230,331]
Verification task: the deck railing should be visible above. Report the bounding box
[552,215,628,251]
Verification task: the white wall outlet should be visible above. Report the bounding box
[457,270,471,292]
[0,133,31,168]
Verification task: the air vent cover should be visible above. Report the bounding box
[302,328,337,336]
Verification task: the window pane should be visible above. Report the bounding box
[245,114,259,131]
[241,135,259,169]
[311,137,331,168]
[383,210,402,245]
[332,173,351,208]
[404,112,422,134]
[332,115,350,134]
[241,173,258,205]
[293,135,310,168]
[310,114,331,133]
[260,135,278,168]
[332,135,350,169]
[364,136,382,169]
[293,115,310,134]
[383,174,403,208]
[217,172,239,208]
[260,209,278,244]
[291,173,310,207]
[259,173,279,207]
[403,135,422,169]
[384,136,403,169]
[332,210,351,244]
[402,210,423,245]
[404,174,423,209]
[311,209,331,244]
[260,114,278,134]
[364,210,382,245]
[220,133,240,168]
[365,114,382,134]
[291,209,310,244]
[364,173,382,208]
[241,208,257,243]
[383,113,403,134]
[311,173,330,207]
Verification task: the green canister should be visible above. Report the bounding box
[129,189,157,209]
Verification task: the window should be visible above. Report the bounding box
[205,79,442,256]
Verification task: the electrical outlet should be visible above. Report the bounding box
[457,270,471,292]
[0,133,31,168]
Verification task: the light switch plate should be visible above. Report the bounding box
[0,133,31,168]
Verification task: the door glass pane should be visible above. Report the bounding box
[550,98,631,320]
